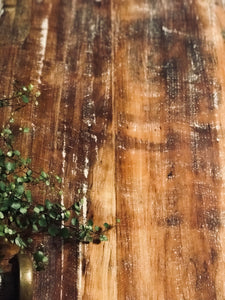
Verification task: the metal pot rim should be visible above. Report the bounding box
[17,253,33,300]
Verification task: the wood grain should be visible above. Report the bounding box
[113,1,224,299]
[0,0,225,299]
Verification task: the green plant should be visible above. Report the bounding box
[0,83,118,271]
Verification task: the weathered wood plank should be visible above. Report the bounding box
[62,0,116,299]
[114,0,225,299]
[0,0,78,299]
[0,0,115,299]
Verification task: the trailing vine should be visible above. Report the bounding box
[0,83,118,271]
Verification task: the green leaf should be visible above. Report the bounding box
[35,91,41,97]
[45,180,50,186]
[49,211,57,220]
[48,224,59,237]
[16,185,24,195]
[84,235,93,243]
[116,218,121,223]
[71,218,78,226]
[11,202,21,210]
[33,251,45,263]
[15,216,22,227]
[17,177,24,183]
[33,251,48,271]
[37,205,44,212]
[5,161,15,171]
[60,227,70,239]
[45,199,53,210]
[3,128,12,135]
[79,230,87,240]
[103,223,110,229]
[2,192,8,199]
[55,175,62,183]
[21,95,29,103]
[34,206,40,214]
[38,216,47,227]
[23,127,30,133]
[0,212,4,219]
[25,190,32,202]
[19,207,27,214]
[34,205,44,214]
[10,183,16,190]
[0,199,10,211]
[87,220,93,227]
[0,225,4,236]
[40,171,48,179]
[15,236,27,248]
[4,227,14,235]
[74,203,81,215]
[26,170,32,176]
[94,226,100,231]
[32,224,38,232]
[42,256,48,263]
[99,235,108,242]
[0,181,5,191]
[14,150,20,156]
[26,158,31,164]
[64,210,70,219]
[27,238,33,244]
[28,83,34,91]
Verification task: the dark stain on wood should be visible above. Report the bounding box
[0,0,31,45]
[161,59,179,100]
[167,170,174,179]
[210,247,218,265]
[165,214,183,227]
[192,124,214,150]
[166,131,181,151]
[197,209,221,231]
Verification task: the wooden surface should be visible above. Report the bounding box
[1,0,225,299]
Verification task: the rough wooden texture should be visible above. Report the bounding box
[1,0,225,299]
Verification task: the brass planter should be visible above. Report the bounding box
[18,253,33,300]
[0,252,33,300]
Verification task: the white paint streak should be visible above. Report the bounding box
[60,124,67,300]
[72,153,77,175]
[212,91,219,109]
[91,134,97,143]
[77,243,83,299]
[61,124,67,199]
[0,0,4,17]
[82,183,88,223]
[37,17,49,84]
[84,157,89,179]
[191,123,209,129]
[162,26,188,37]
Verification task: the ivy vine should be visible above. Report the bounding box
[0,83,118,271]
